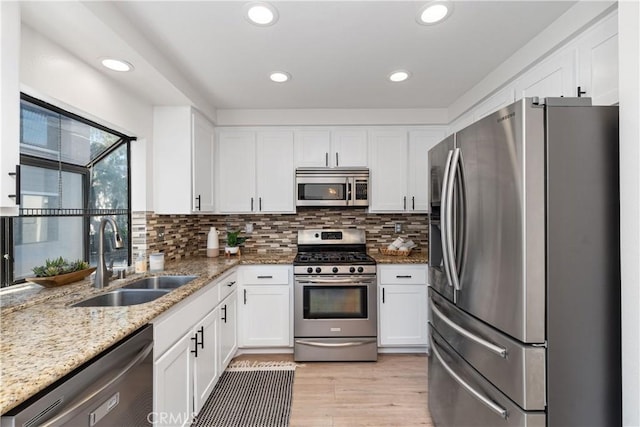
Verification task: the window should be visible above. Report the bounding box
[0,95,134,287]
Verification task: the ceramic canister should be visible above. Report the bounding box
[207,227,220,257]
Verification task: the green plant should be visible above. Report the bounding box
[226,230,247,247]
[32,257,90,277]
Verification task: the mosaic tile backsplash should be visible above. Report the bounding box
[133,208,428,261]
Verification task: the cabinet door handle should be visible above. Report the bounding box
[222,304,227,323]
[195,195,201,211]
[403,196,407,210]
[412,196,415,210]
[325,152,329,167]
[259,197,262,211]
[198,326,204,349]
[336,152,339,167]
[190,334,199,357]
[382,287,385,304]
[577,86,587,97]
[251,197,254,211]
[7,165,20,205]
[227,281,236,287]
[243,289,247,304]
[257,275,273,279]
[396,275,413,279]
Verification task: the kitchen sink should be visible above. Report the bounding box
[71,289,170,307]
[121,275,197,290]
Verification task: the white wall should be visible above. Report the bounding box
[19,25,154,211]
[619,2,640,425]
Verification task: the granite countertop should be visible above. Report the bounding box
[0,250,422,415]
[0,253,293,415]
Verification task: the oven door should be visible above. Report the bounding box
[294,275,377,337]
[296,177,350,206]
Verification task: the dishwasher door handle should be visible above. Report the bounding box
[40,342,154,427]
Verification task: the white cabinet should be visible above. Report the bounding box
[218,291,237,373]
[154,333,193,427]
[514,48,577,100]
[294,128,367,167]
[153,269,238,425]
[369,128,445,213]
[153,107,215,214]
[238,265,293,348]
[378,265,429,349]
[0,2,21,216]
[217,129,294,213]
[193,307,219,414]
[577,12,618,105]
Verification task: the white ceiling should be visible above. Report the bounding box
[20,1,577,111]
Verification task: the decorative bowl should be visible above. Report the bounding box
[26,267,96,288]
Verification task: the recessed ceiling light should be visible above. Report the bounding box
[389,70,410,83]
[270,71,290,83]
[417,1,452,25]
[101,58,133,72]
[245,2,279,26]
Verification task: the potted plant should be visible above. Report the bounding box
[225,230,247,255]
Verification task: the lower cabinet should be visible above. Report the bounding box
[378,264,429,349]
[153,269,237,426]
[218,291,237,372]
[237,265,293,348]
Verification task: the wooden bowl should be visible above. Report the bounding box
[26,267,96,288]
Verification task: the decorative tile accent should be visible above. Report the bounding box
[138,208,428,261]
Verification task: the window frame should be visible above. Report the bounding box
[0,94,134,287]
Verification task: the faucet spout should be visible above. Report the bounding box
[95,217,124,289]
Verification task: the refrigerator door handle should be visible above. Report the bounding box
[431,300,507,358]
[445,148,462,291]
[440,149,455,289]
[430,334,508,419]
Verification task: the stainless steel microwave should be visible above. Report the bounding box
[296,168,369,207]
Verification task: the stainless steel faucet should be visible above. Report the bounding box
[94,217,124,289]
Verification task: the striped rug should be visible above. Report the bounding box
[191,361,298,427]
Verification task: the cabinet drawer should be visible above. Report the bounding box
[218,270,238,302]
[379,265,427,285]
[239,266,290,285]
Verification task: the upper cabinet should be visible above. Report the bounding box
[369,128,445,213]
[294,128,367,168]
[154,107,215,214]
[513,48,577,100]
[0,2,20,216]
[217,129,295,214]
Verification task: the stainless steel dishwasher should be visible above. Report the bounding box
[1,325,153,427]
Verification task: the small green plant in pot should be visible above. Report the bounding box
[32,257,90,277]
[225,230,247,255]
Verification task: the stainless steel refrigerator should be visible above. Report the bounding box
[427,97,621,427]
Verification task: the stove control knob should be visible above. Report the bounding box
[357,266,364,273]
[315,267,322,274]
[307,267,313,274]
[332,267,339,274]
[349,267,356,273]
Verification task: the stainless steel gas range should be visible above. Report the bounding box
[293,229,377,362]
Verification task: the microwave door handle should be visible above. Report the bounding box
[347,179,353,205]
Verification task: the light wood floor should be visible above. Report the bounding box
[232,353,433,427]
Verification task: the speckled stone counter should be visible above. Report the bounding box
[0,253,294,415]
[370,251,428,264]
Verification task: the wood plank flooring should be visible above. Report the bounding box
[232,353,433,427]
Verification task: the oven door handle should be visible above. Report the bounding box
[296,278,375,285]
[295,339,376,348]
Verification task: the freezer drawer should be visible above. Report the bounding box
[428,326,545,427]
[430,289,546,410]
